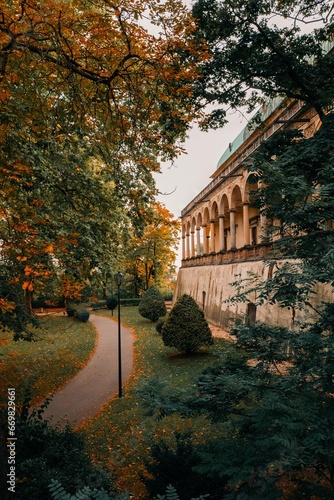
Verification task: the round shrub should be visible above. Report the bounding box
[66,307,76,317]
[76,308,90,322]
[138,286,167,322]
[161,294,214,353]
[106,296,118,311]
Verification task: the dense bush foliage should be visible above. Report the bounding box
[161,294,213,353]
[155,318,166,334]
[120,298,141,306]
[141,431,227,499]
[106,297,118,311]
[91,300,107,310]
[76,308,90,323]
[16,405,113,499]
[138,286,167,322]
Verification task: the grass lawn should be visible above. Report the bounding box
[83,306,236,498]
[0,314,96,412]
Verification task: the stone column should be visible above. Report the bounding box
[243,203,250,246]
[219,215,225,251]
[190,231,195,257]
[196,227,201,255]
[210,219,215,253]
[229,209,236,249]
[202,225,209,254]
[186,233,190,259]
[182,235,186,260]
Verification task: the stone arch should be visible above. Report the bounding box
[195,212,203,255]
[231,185,243,249]
[210,201,219,253]
[245,174,261,246]
[219,194,230,251]
[181,222,187,259]
[185,220,191,258]
[220,194,229,215]
[189,216,197,257]
[203,206,210,254]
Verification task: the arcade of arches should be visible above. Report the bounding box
[181,174,266,262]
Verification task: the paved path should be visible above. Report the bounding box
[41,314,134,429]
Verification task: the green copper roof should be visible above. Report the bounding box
[215,96,285,171]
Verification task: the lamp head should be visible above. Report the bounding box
[114,272,123,286]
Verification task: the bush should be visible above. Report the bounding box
[91,300,106,310]
[156,318,166,334]
[106,296,118,311]
[141,431,226,500]
[161,294,214,353]
[16,407,114,499]
[138,286,167,322]
[66,306,76,317]
[120,298,140,306]
[76,308,90,322]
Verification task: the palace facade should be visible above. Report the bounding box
[174,97,328,329]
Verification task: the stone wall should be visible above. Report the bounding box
[174,260,333,331]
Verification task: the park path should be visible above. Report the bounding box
[41,314,134,429]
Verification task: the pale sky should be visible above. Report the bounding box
[154,111,249,268]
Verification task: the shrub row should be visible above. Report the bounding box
[66,306,90,322]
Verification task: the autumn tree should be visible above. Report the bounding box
[0,0,204,336]
[125,202,180,296]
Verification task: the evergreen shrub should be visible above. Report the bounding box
[76,308,90,322]
[156,318,166,334]
[106,297,118,311]
[161,294,213,353]
[138,286,167,322]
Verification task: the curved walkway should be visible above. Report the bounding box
[41,314,134,429]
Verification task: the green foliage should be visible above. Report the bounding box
[106,297,118,311]
[16,406,114,500]
[120,298,141,307]
[156,484,209,500]
[138,286,167,322]
[48,479,130,499]
[161,294,213,353]
[156,317,166,334]
[76,308,90,323]
[141,431,226,499]
[91,300,107,310]
[191,0,334,128]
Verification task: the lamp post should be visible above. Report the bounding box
[114,272,123,398]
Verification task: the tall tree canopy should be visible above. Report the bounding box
[191,0,334,127]
[125,201,180,295]
[0,0,204,336]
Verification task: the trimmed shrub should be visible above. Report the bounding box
[90,300,106,310]
[66,307,76,317]
[76,308,90,322]
[120,298,140,306]
[106,296,118,311]
[138,286,167,322]
[161,294,214,353]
